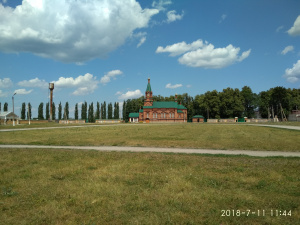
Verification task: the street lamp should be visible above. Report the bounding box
[12,92,16,126]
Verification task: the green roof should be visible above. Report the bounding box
[129,113,139,118]
[193,115,204,118]
[177,110,184,113]
[139,109,143,113]
[146,83,152,93]
[143,101,187,109]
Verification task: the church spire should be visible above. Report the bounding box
[144,78,153,106]
[146,78,152,93]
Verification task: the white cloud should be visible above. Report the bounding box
[281,45,294,55]
[152,0,172,11]
[0,78,13,88]
[0,90,8,97]
[53,73,98,96]
[117,89,143,100]
[137,36,146,48]
[0,0,159,63]
[14,88,33,95]
[219,14,227,23]
[166,10,184,23]
[156,39,204,56]
[276,25,284,33]
[284,60,300,83]
[100,70,123,84]
[186,84,192,88]
[165,83,182,89]
[18,77,48,88]
[288,15,300,36]
[157,39,251,69]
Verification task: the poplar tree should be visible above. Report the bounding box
[102,101,106,119]
[21,102,26,119]
[52,102,56,120]
[38,102,44,120]
[81,102,85,120]
[95,102,100,120]
[4,102,8,112]
[46,102,50,120]
[122,100,126,121]
[84,101,87,120]
[27,103,32,120]
[108,102,113,119]
[64,102,69,119]
[116,102,120,119]
[58,102,62,120]
[88,102,94,122]
[113,102,117,119]
[75,103,78,120]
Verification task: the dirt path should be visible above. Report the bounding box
[1,145,300,157]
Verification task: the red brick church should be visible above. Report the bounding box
[129,78,187,123]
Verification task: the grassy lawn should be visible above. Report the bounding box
[0,123,299,151]
[0,148,299,225]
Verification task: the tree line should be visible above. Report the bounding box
[1,86,299,122]
[8,101,120,121]
[122,86,300,122]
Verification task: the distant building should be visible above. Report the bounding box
[192,115,204,123]
[0,112,19,125]
[130,78,187,123]
[288,110,300,121]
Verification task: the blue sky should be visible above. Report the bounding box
[0,0,300,118]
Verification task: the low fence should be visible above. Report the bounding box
[59,120,85,124]
[205,118,269,123]
[96,119,122,124]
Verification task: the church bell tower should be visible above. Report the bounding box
[144,78,153,106]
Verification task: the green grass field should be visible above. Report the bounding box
[1,148,299,225]
[0,123,299,151]
[0,123,299,224]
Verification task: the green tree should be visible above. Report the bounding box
[108,102,113,119]
[122,100,126,120]
[95,102,100,120]
[241,86,256,118]
[88,102,94,123]
[203,90,221,119]
[115,102,119,119]
[258,91,271,118]
[52,102,56,120]
[46,102,50,120]
[27,103,32,120]
[81,102,85,120]
[102,101,106,119]
[270,87,291,118]
[21,102,26,119]
[38,102,44,120]
[289,88,300,111]
[58,102,62,120]
[219,88,244,118]
[4,102,8,111]
[64,102,69,119]
[75,103,78,120]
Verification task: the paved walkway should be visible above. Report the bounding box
[245,124,300,131]
[0,145,299,157]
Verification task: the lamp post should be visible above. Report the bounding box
[12,92,16,126]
